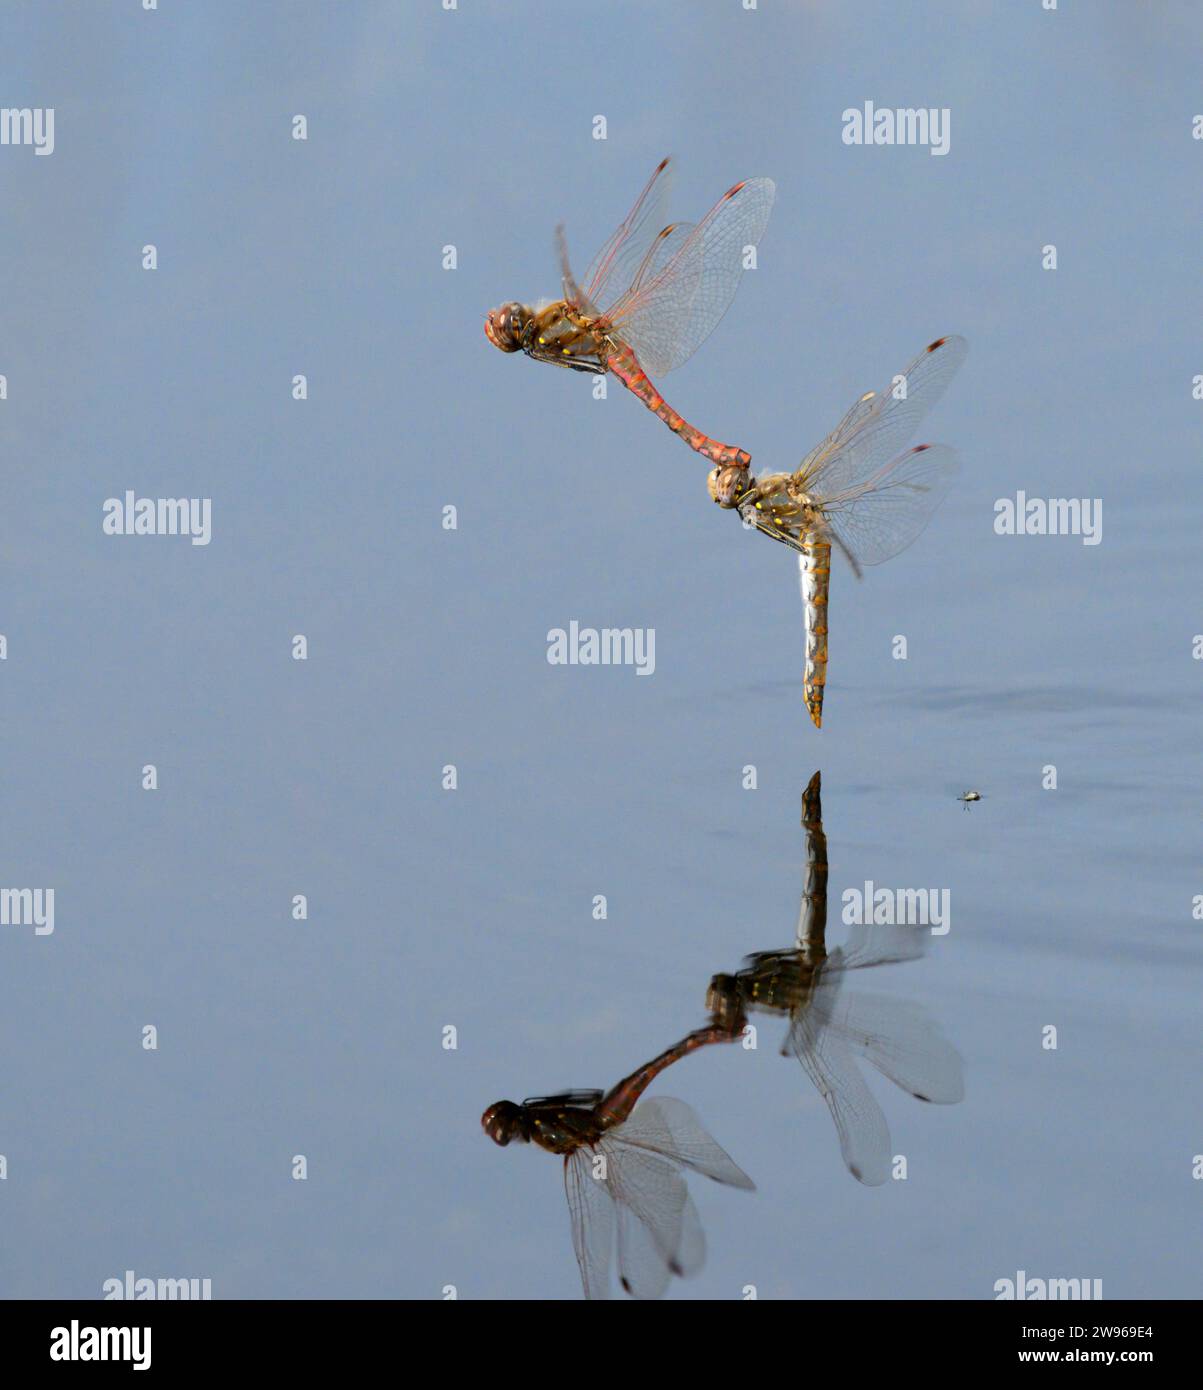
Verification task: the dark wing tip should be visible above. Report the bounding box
[928,337,947,351]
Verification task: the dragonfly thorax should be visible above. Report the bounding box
[516,301,608,372]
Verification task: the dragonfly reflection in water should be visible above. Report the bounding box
[708,335,968,727]
[485,157,775,470]
[483,1024,753,1300]
[707,772,964,1185]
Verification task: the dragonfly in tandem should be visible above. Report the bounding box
[706,771,964,1186]
[708,334,968,727]
[485,157,775,470]
[483,1023,753,1300]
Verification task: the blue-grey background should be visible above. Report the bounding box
[1,0,1200,1299]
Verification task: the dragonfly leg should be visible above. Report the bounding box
[524,344,605,373]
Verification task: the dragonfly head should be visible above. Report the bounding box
[705,973,748,1033]
[707,464,753,509]
[484,302,528,353]
[481,1100,526,1145]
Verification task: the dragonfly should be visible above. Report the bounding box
[482,1022,753,1300]
[707,334,968,727]
[706,771,964,1186]
[485,157,775,470]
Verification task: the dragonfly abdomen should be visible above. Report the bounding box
[595,1023,739,1130]
[799,537,831,729]
[605,342,751,469]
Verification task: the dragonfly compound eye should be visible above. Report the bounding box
[481,1101,522,1144]
[484,304,525,352]
[707,465,751,509]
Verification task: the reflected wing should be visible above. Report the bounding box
[615,1096,756,1189]
[565,1146,614,1300]
[800,335,968,496]
[603,1140,703,1298]
[605,177,775,377]
[568,157,674,314]
[787,974,892,1186]
[828,990,965,1105]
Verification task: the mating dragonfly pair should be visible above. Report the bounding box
[483,773,963,1299]
[485,158,967,726]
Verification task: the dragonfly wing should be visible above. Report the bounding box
[578,156,674,314]
[788,975,892,1186]
[801,335,967,495]
[522,1089,604,1107]
[797,391,878,479]
[835,923,928,972]
[607,176,775,377]
[602,1137,704,1296]
[826,990,965,1105]
[614,1096,755,1190]
[821,443,960,568]
[623,219,696,298]
[557,223,593,311]
[564,1146,615,1300]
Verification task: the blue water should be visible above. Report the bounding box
[2,1,1200,1300]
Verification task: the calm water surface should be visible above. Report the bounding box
[2,2,1200,1299]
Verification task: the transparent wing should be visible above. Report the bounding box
[826,991,965,1105]
[623,219,696,299]
[602,1140,703,1298]
[564,1146,615,1300]
[566,157,673,314]
[606,176,775,377]
[797,391,878,479]
[613,1096,755,1190]
[832,924,928,972]
[800,335,968,497]
[787,972,892,1186]
[820,443,960,569]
